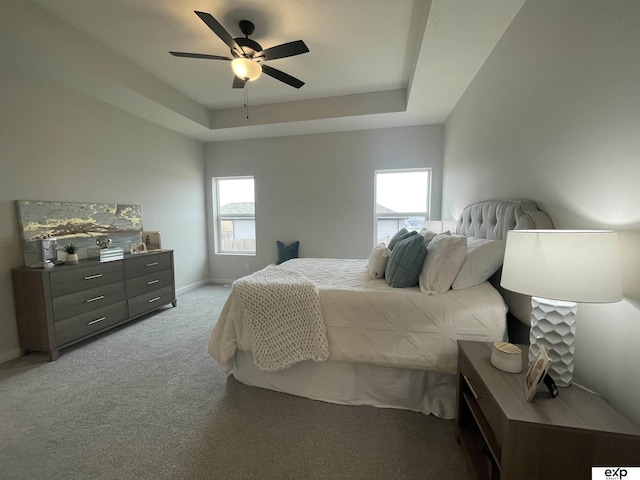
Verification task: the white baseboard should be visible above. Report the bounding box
[0,347,23,365]
[176,279,235,295]
[208,277,235,286]
[176,279,210,296]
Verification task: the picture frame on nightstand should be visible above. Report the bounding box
[524,345,551,401]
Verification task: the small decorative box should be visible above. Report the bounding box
[490,341,523,373]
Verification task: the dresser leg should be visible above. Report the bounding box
[172,300,178,307]
[48,350,59,361]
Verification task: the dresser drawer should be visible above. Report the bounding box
[49,261,124,297]
[459,352,504,448]
[52,281,125,322]
[126,269,173,298]
[128,285,174,318]
[125,252,172,279]
[54,301,127,345]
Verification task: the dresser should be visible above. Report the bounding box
[12,250,176,360]
[456,341,640,480]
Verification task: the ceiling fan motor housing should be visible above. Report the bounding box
[234,37,262,58]
[234,20,261,57]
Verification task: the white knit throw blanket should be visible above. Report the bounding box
[232,267,329,372]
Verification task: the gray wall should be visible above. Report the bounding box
[0,65,209,363]
[442,0,640,425]
[205,125,444,283]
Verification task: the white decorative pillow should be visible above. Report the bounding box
[451,238,506,290]
[368,244,391,279]
[419,234,467,294]
[418,228,439,246]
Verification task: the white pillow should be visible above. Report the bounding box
[418,228,439,246]
[368,244,391,279]
[419,234,467,294]
[451,238,506,290]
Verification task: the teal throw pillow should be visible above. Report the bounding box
[388,229,418,251]
[276,241,299,265]
[384,234,427,288]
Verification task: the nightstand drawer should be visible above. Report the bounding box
[459,352,504,447]
[55,301,127,345]
[49,261,124,297]
[125,252,172,279]
[128,285,174,318]
[52,281,125,322]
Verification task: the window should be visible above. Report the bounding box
[375,169,431,245]
[214,177,255,254]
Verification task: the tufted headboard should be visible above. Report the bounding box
[456,198,554,239]
[455,199,554,342]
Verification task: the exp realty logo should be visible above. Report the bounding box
[593,467,640,480]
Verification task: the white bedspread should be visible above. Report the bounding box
[209,258,507,375]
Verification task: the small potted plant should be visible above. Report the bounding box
[63,244,79,265]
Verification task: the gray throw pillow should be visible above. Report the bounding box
[384,234,427,288]
[388,228,418,251]
[276,241,299,265]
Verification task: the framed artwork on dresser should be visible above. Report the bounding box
[142,231,162,251]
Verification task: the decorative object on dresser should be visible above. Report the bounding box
[95,235,113,249]
[456,341,640,480]
[63,244,79,265]
[129,242,147,254]
[29,236,58,268]
[142,231,162,251]
[500,230,623,386]
[87,246,124,262]
[11,250,176,361]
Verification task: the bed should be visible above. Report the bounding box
[208,199,554,418]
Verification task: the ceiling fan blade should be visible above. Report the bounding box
[233,76,247,89]
[194,11,243,56]
[170,51,232,61]
[261,64,305,89]
[257,40,309,61]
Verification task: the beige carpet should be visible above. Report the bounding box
[0,284,473,480]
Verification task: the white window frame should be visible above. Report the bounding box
[374,168,431,245]
[213,176,256,255]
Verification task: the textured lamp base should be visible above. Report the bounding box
[529,296,577,387]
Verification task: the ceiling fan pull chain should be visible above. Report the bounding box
[245,81,250,119]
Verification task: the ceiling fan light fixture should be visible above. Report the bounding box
[231,58,262,81]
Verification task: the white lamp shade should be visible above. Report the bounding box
[231,58,262,81]
[500,230,623,303]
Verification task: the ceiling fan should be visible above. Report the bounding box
[170,11,309,89]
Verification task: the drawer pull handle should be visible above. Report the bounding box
[463,375,479,400]
[85,274,103,280]
[86,295,105,303]
[147,280,159,285]
[146,262,159,267]
[88,316,106,325]
[148,296,161,303]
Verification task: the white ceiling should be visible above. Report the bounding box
[1,0,526,142]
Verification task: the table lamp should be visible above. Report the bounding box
[500,230,623,386]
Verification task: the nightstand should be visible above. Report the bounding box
[455,340,640,480]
